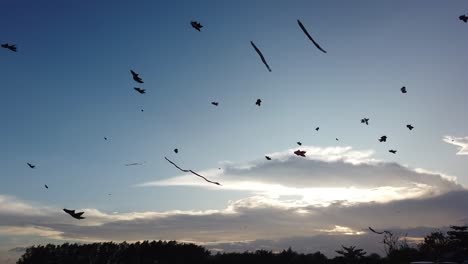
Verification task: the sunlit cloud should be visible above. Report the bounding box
[138,146,463,205]
[1,146,466,258]
[443,136,468,155]
[0,226,63,239]
[1,190,468,256]
[317,225,365,235]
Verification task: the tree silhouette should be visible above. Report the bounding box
[335,245,366,264]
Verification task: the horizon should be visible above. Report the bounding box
[2,0,468,263]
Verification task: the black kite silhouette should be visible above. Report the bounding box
[125,162,145,166]
[368,227,391,235]
[460,15,468,23]
[406,124,414,130]
[294,150,306,157]
[134,87,146,94]
[401,86,407,93]
[174,148,178,154]
[211,102,219,106]
[44,184,48,189]
[63,208,85,219]
[361,118,369,125]
[27,163,35,169]
[130,70,144,83]
[256,99,262,106]
[389,150,397,154]
[379,136,387,142]
[297,20,327,53]
[315,127,320,131]
[191,21,203,31]
[1,43,17,52]
[265,156,272,160]
[164,157,221,186]
[250,41,271,72]
[297,142,302,146]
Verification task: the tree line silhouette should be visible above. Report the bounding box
[17,226,468,264]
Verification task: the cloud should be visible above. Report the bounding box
[1,146,466,258]
[444,136,468,155]
[139,146,463,205]
[2,191,468,252]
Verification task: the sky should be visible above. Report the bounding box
[1,0,468,262]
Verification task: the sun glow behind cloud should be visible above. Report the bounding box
[1,145,465,259]
[138,146,462,206]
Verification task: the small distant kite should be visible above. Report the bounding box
[134,87,146,94]
[1,43,17,52]
[297,20,327,53]
[250,41,271,72]
[63,208,85,220]
[459,15,468,23]
[130,70,144,83]
[294,150,306,157]
[191,21,203,31]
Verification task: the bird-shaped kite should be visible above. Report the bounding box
[63,208,85,219]
[406,124,414,130]
[1,43,17,52]
[379,136,387,142]
[460,15,468,23]
[130,70,144,83]
[250,41,271,72]
[297,20,327,53]
[134,87,146,94]
[294,150,306,157]
[389,150,397,154]
[361,118,369,125]
[191,21,203,31]
[211,102,219,106]
[27,163,35,169]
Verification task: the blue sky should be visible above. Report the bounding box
[1,0,468,261]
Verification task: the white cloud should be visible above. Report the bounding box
[0,226,62,239]
[1,146,466,258]
[0,190,468,257]
[444,136,468,155]
[138,146,463,205]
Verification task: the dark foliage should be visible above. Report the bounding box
[17,226,468,264]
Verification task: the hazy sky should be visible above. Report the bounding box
[1,0,468,261]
